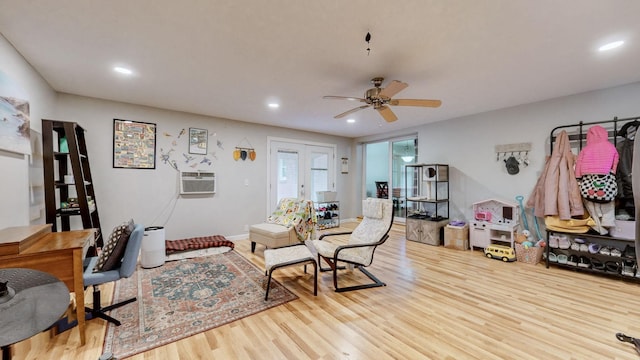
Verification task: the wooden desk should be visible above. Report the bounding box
[0,224,94,346]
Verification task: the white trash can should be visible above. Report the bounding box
[142,226,166,268]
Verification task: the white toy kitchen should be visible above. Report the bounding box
[470,198,519,250]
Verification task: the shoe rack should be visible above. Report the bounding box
[545,230,639,281]
[316,201,339,230]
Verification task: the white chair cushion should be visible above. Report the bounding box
[264,245,314,272]
[312,198,393,265]
[362,198,383,219]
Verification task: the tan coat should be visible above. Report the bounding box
[527,130,584,219]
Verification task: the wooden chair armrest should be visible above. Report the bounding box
[333,235,389,259]
[318,231,353,240]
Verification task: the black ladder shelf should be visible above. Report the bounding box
[42,119,103,248]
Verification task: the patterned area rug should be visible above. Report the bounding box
[103,250,298,358]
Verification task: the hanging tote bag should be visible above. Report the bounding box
[579,173,617,203]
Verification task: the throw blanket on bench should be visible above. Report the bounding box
[165,235,235,254]
[267,198,317,241]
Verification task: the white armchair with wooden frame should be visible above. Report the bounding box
[312,198,393,292]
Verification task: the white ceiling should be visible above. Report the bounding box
[1,0,639,138]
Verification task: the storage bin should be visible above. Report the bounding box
[444,223,469,250]
[610,220,635,240]
[515,243,544,265]
[422,219,449,246]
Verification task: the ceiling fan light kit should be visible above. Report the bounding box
[323,77,441,123]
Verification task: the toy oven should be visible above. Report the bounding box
[475,211,491,222]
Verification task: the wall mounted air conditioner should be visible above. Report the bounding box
[180,171,216,195]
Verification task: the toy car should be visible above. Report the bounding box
[484,244,516,262]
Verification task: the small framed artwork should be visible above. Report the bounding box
[113,119,157,169]
[189,128,208,155]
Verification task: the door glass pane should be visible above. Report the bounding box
[392,139,417,218]
[364,142,389,199]
[270,140,336,210]
[277,150,299,200]
[309,151,329,203]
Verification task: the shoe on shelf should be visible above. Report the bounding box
[605,261,621,274]
[588,243,601,254]
[621,260,636,277]
[574,238,586,244]
[548,252,558,263]
[549,235,559,248]
[579,243,589,252]
[599,247,611,256]
[577,256,591,268]
[557,254,568,264]
[611,247,623,257]
[558,236,571,250]
[567,254,579,266]
[624,245,636,259]
[570,242,580,251]
[591,258,605,271]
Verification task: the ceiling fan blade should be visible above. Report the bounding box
[334,105,370,119]
[323,95,367,103]
[376,106,397,122]
[389,99,442,108]
[378,80,408,99]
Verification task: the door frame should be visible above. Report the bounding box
[361,134,418,224]
[267,136,337,211]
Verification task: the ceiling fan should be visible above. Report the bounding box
[323,77,442,123]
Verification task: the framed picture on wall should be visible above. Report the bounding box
[113,119,157,169]
[188,128,208,155]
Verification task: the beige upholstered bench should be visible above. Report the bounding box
[250,198,317,253]
[264,244,317,300]
[249,223,298,253]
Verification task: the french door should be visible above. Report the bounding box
[268,139,336,210]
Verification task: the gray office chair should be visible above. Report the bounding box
[83,223,144,326]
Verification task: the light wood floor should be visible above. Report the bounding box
[11,222,640,359]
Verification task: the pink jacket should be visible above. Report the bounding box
[574,125,619,177]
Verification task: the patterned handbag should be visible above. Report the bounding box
[579,173,617,203]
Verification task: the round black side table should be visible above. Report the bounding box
[0,268,70,360]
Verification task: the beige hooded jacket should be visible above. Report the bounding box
[527,130,584,220]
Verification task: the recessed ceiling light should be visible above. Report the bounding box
[113,66,133,75]
[268,103,279,108]
[599,40,624,52]
[347,118,356,123]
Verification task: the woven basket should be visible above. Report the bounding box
[515,243,544,265]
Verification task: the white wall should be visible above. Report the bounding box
[4,30,640,239]
[53,94,354,240]
[413,82,640,224]
[0,34,57,229]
